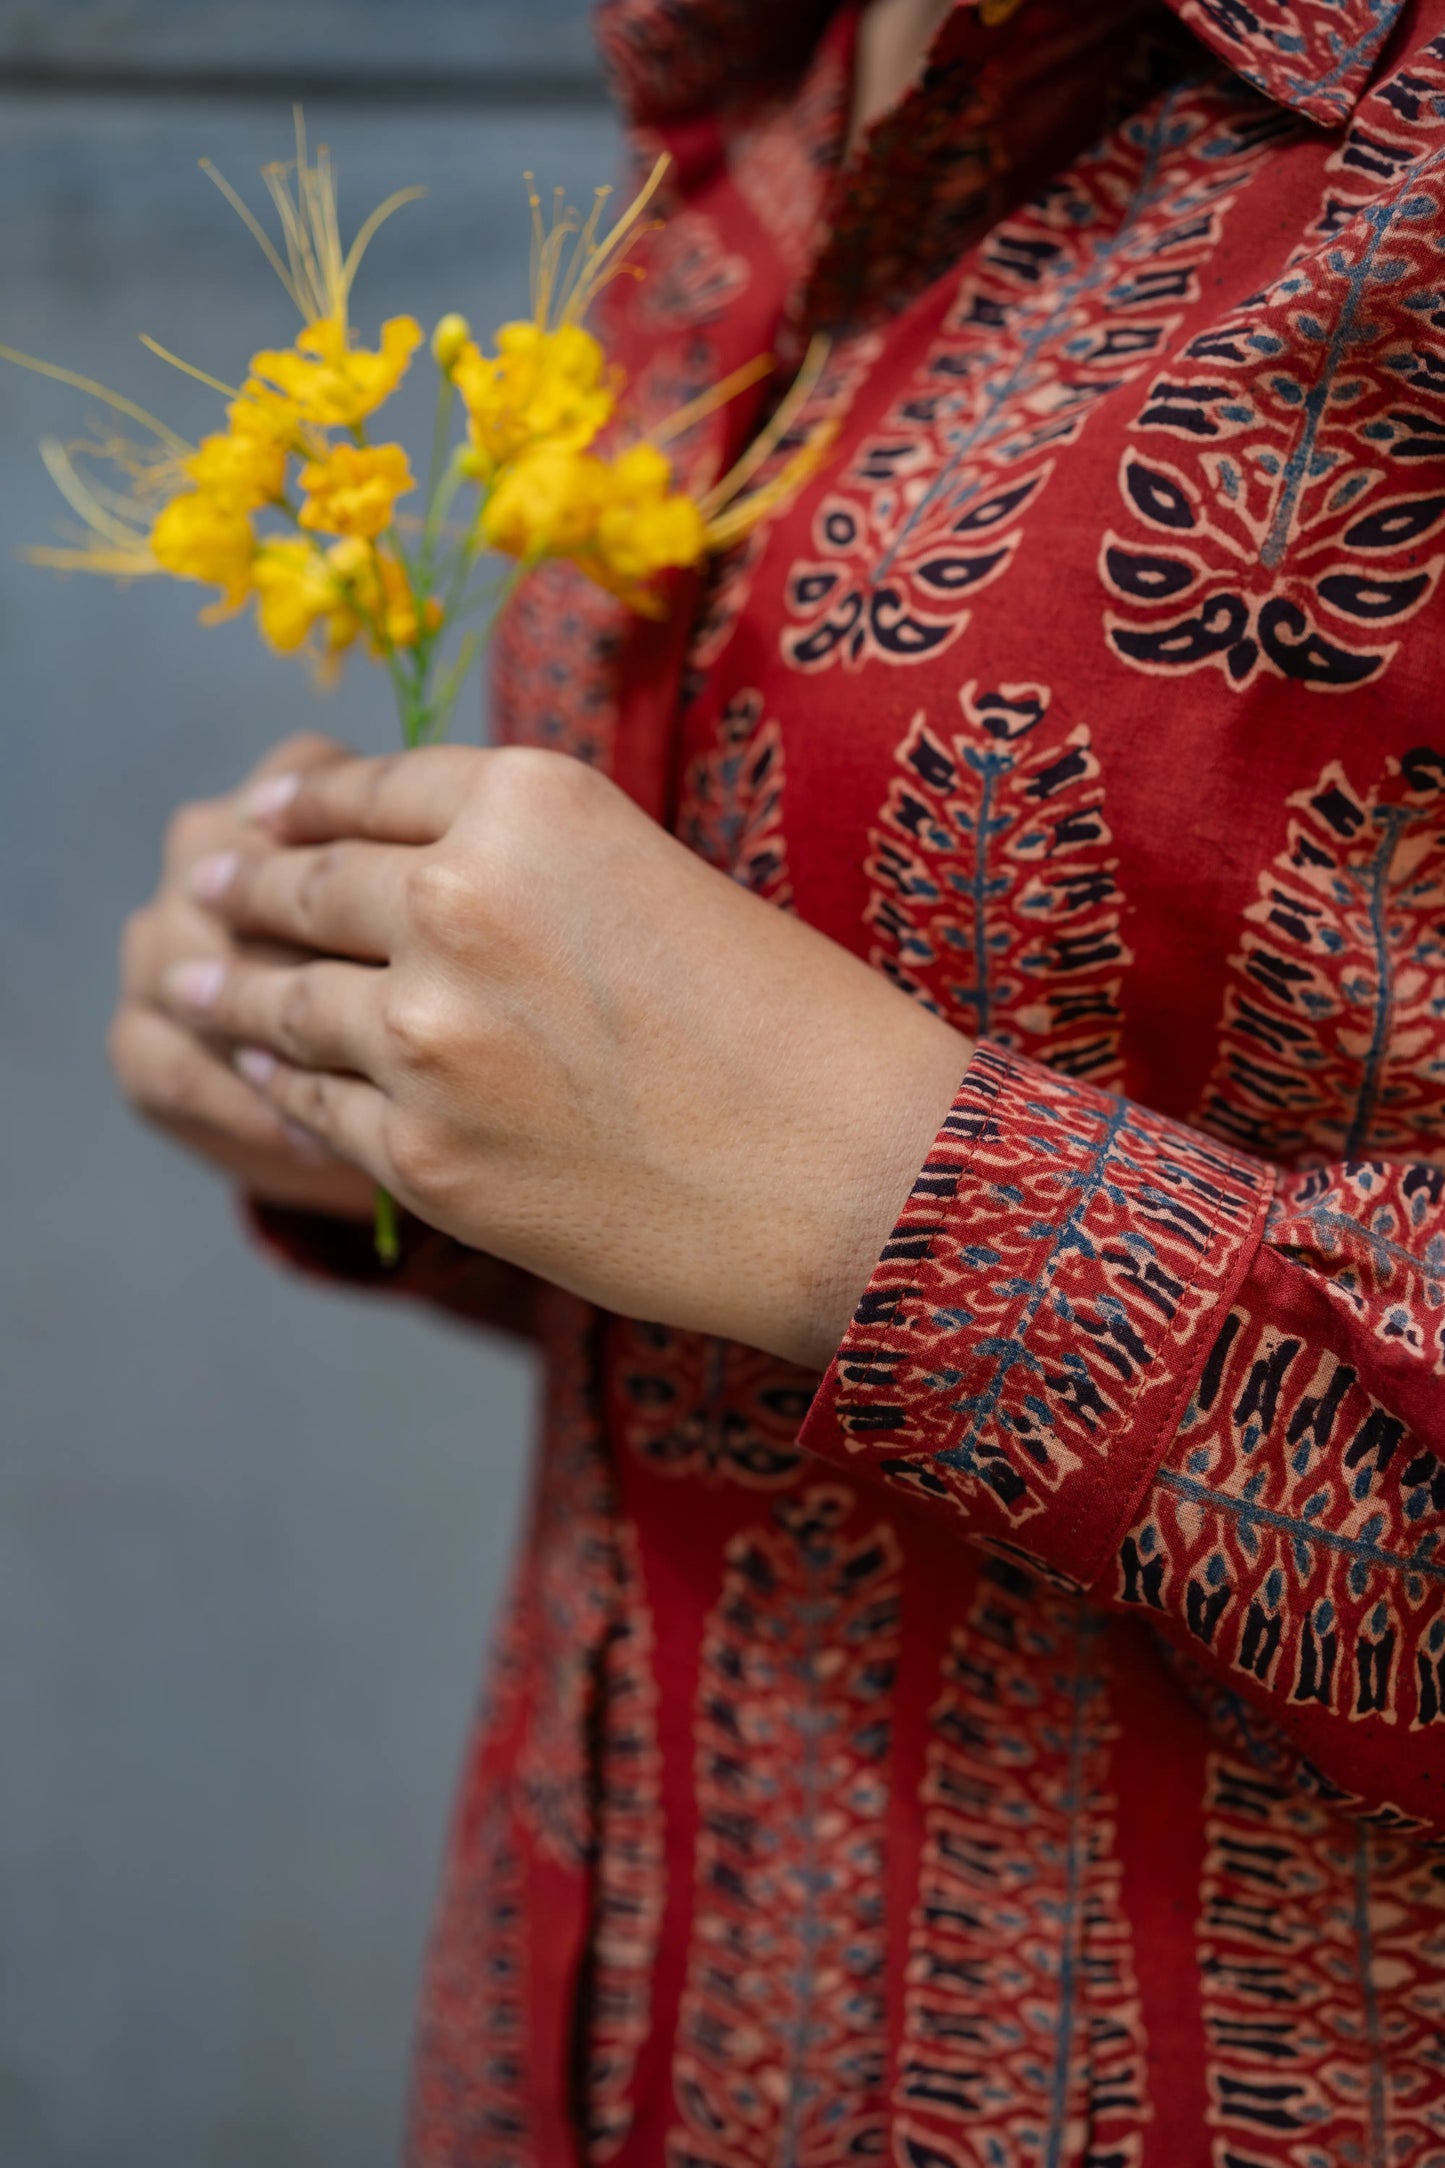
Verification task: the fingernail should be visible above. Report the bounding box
[235,1046,276,1088]
[245,773,301,825]
[164,958,226,1012]
[282,1119,330,1164]
[190,850,239,902]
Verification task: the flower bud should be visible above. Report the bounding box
[431,313,472,373]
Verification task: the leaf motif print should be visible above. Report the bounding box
[1120,1295,1445,1733]
[633,209,751,330]
[1172,0,1406,127]
[678,688,794,909]
[516,1300,623,1868]
[1102,162,1445,693]
[1315,29,1445,227]
[1197,1753,1445,2167]
[865,682,1131,1084]
[614,1318,810,1488]
[667,1486,901,2168]
[585,1523,666,2163]
[682,336,885,706]
[1195,749,1445,1166]
[781,80,1283,676]
[493,557,625,770]
[896,1559,1151,2168]
[410,1800,534,2168]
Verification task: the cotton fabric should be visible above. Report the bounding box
[261,2,1445,2159]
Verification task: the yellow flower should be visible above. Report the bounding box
[298,442,414,539]
[329,537,442,653]
[455,321,615,479]
[185,428,287,514]
[431,312,471,373]
[252,538,345,653]
[225,385,307,450]
[479,443,606,562]
[375,550,442,650]
[249,313,423,429]
[593,443,706,591]
[150,491,255,610]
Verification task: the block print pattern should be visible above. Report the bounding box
[614,1317,811,1488]
[409,1803,533,2168]
[864,682,1130,1083]
[1198,1751,1445,2166]
[896,1560,1151,2168]
[820,1043,1268,1580]
[584,1524,667,2162]
[1173,0,1406,126]
[1102,127,1445,693]
[1119,1297,1445,1733]
[678,688,795,909]
[667,1487,900,2167]
[1195,750,1445,1167]
[783,80,1281,675]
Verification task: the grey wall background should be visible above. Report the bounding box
[0,8,615,2163]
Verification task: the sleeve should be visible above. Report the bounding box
[797,1039,1445,1839]
[246,1198,539,1344]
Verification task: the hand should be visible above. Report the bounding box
[163,745,973,1367]
[109,732,376,1220]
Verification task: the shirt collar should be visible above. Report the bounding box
[596,0,1405,127]
[1165,0,1406,125]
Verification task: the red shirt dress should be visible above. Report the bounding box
[262,1,1445,2160]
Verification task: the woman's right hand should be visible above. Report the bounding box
[108,732,376,1218]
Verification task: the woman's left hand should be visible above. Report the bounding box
[164,744,972,1369]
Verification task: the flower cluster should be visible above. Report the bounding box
[4,119,834,745]
[151,314,430,664]
[2,118,836,1263]
[454,325,709,613]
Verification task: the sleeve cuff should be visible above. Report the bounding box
[245,1198,538,1342]
[796,1041,1275,1587]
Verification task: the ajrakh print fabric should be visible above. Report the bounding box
[257,0,1445,2160]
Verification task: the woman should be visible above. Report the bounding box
[110,0,1445,2160]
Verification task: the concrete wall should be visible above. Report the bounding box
[1,15,616,2163]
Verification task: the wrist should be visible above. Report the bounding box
[764,1017,974,1372]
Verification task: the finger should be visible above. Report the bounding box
[161,737,351,880]
[162,955,384,1077]
[236,729,351,808]
[123,894,325,1003]
[245,746,481,846]
[187,840,407,960]
[109,1003,334,1163]
[122,896,226,1001]
[232,1047,390,1179]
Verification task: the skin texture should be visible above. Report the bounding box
[112,2,971,1363]
[149,744,973,1371]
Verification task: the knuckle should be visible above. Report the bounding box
[403,856,478,948]
[383,1110,451,1202]
[151,1035,206,1121]
[489,742,591,818]
[277,972,318,1059]
[269,730,343,773]
[380,980,452,1071]
[287,1068,336,1135]
[361,753,403,824]
[294,845,341,937]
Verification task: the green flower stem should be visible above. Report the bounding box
[373,1185,401,1266]
[419,377,457,583]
